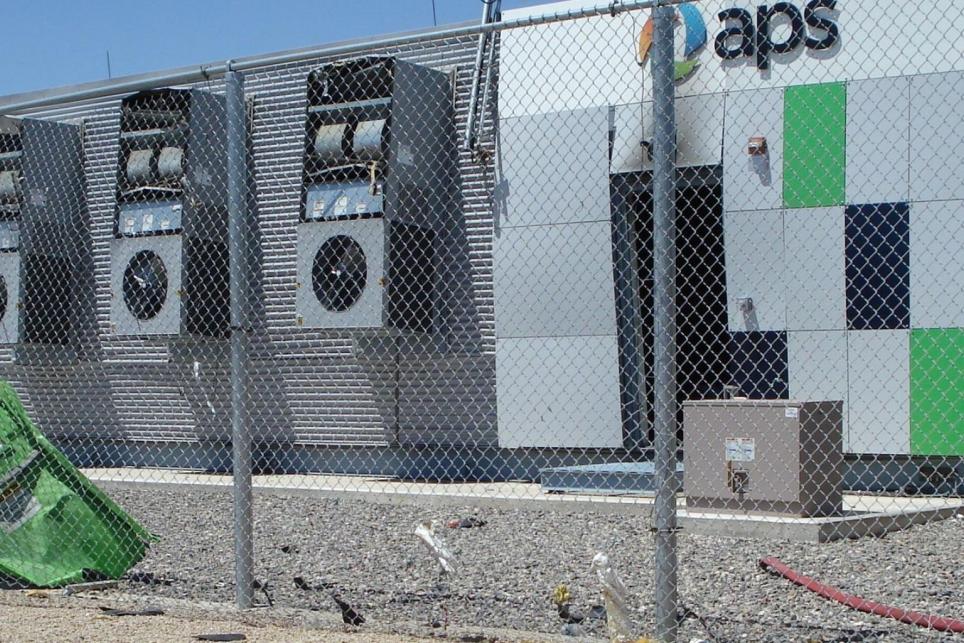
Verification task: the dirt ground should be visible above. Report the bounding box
[0,603,434,643]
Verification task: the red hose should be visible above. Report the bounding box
[759,556,964,634]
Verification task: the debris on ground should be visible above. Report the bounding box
[0,383,155,588]
[23,589,51,598]
[98,606,165,617]
[194,634,247,642]
[592,552,634,642]
[126,571,174,586]
[293,576,334,591]
[63,580,119,596]
[331,592,365,626]
[279,545,298,554]
[446,517,487,529]
[415,521,456,574]
[252,579,273,606]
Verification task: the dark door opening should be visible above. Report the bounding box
[611,170,728,449]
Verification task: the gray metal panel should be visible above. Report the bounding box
[295,219,386,329]
[722,87,784,212]
[496,334,623,448]
[117,201,182,235]
[846,76,909,204]
[784,207,845,331]
[109,234,182,335]
[493,220,616,339]
[909,71,964,203]
[0,253,20,344]
[304,183,383,221]
[498,106,610,228]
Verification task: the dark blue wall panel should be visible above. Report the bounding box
[726,331,789,399]
[845,202,910,330]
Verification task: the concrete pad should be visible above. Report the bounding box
[83,468,964,543]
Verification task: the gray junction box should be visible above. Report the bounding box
[683,399,843,517]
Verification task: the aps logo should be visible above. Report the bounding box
[638,1,841,79]
[638,3,708,82]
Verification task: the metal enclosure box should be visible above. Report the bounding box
[683,399,843,517]
[109,88,230,337]
[295,56,450,331]
[0,116,90,352]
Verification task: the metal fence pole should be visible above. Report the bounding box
[225,67,255,610]
[650,4,679,642]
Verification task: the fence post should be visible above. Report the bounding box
[225,66,255,610]
[650,4,679,642]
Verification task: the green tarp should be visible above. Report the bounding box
[0,382,154,587]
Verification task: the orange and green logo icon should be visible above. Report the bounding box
[638,3,707,81]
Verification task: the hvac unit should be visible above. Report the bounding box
[0,115,88,350]
[109,89,229,337]
[295,56,452,331]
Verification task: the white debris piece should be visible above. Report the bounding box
[591,552,634,643]
[414,520,456,574]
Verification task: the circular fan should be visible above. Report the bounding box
[312,235,367,312]
[123,250,168,321]
[0,275,7,323]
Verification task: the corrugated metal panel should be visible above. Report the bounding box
[0,33,500,448]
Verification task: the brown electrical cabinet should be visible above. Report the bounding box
[683,399,843,517]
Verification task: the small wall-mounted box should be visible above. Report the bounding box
[683,399,843,517]
[747,135,768,156]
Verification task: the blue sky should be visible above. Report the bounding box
[0,0,546,97]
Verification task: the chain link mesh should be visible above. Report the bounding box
[0,0,961,640]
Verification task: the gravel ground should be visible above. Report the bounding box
[99,487,964,642]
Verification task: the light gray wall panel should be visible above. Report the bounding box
[788,330,849,449]
[910,199,964,329]
[846,76,909,204]
[784,207,845,331]
[909,71,964,202]
[847,329,909,454]
[498,106,611,228]
[493,220,617,339]
[496,334,622,448]
[725,208,786,331]
[722,87,784,212]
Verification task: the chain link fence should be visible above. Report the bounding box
[0,0,962,640]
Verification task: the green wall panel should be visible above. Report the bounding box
[783,83,847,208]
[910,328,964,456]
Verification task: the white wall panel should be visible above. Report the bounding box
[788,330,849,447]
[610,93,724,173]
[496,334,623,447]
[725,208,786,331]
[847,329,909,454]
[909,72,964,202]
[499,107,611,228]
[784,207,846,331]
[722,87,784,212]
[499,1,728,118]
[910,199,964,328]
[846,76,910,204]
[493,221,617,339]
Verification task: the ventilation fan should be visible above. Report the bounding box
[122,250,168,321]
[312,235,367,312]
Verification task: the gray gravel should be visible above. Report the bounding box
[103,487,964,642]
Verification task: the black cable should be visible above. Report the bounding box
[431,0,437,25]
